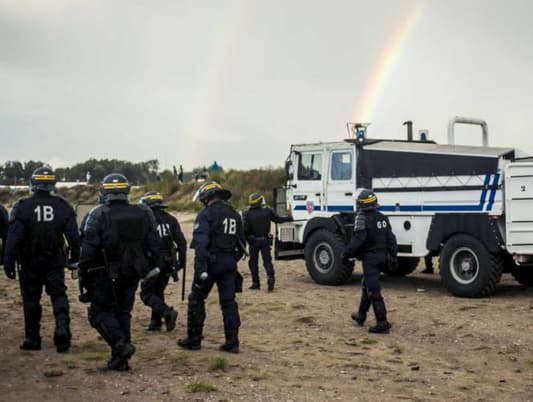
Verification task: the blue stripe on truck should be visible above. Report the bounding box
[292,174,501,213]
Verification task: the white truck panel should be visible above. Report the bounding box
[505,162,533,254]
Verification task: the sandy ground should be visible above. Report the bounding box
[1,212,533,402]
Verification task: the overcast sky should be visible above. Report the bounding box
[1,0,532,170]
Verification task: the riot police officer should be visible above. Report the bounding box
[344,189,397,334]
[0,203,8,264]
[139,191,186,331]
[79,173,160,370]
[243,192,292,291]
[3,167,80,352]
[177,182,245,353]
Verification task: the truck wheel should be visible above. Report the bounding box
[385,257,419,277]
[440,234,503,297]
[304,229,354,285]
[511,268,533,286]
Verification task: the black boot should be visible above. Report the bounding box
[163,307,178,332]
[54,320,71,353]
[20,336,41,351]
[219,328,239,353]
[177,336,201,350]
[177,300,204,350]
[267,277,275,292]
[351,311,367,326]
[108,340,136,370]
[147,320,162,331]
[107,355,130,371]
[421,267,434,274]
[147,310,162,331]
[248,282,260,290]
[368,321,391,334]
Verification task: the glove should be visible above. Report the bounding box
[4,263,16,280]
[196,263,209,282]
[170,267,179,282]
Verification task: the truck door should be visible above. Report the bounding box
[291,150,324,220]
[325,148,355,213]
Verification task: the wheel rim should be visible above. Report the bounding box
[313,242,334,274]
[449,247,479,285]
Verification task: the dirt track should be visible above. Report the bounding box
[1,213,533,402]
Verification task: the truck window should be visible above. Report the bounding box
[298,152,322,181]
[331,151,352,180]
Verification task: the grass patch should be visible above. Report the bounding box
[361,337,378,345]
[80,340,107,353]
[208,356,227,371]
[64,360,78,369]
[186,380,217,393]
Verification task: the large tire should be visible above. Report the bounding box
[440,234,503,297]
[304,229,354,285]
[385,257,419,277]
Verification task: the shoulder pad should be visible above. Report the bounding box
[354,212,366,231]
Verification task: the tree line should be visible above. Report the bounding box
[0,159,160,185]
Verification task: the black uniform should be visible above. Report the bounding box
[4,192,80,351]
[345,209,397,329]
[79,200,160,362]
[180,200,245,350]
[243,204,292,289]
[140,208,187,329]
[0,204,8,264]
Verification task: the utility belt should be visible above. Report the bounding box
[361,246,387,254]
[208,251,236,264]
[248,234,273,246]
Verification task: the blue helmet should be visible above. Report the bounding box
[357,189,378,211]
[30,167,56,192]
[100,173,130,203]
[193,181,231,205]
[140,191,167,209]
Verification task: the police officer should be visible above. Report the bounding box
[0,203,8,265]
[79,173,160,370]
[177,182,245,353]
[3,167,80,352]
[139,191,186,331]
[243,192,292,291]
[344,189,397,334]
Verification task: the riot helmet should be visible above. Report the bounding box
[140,191,167,209]
[357,189,379,211]
[192,181,231,206]
[30,167,57,192]
[248,192,264,208]
[100,173,130,203]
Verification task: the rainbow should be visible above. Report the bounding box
[178,1,250,168]
[352,5,424,122]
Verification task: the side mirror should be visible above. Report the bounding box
[284,160,294,180]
